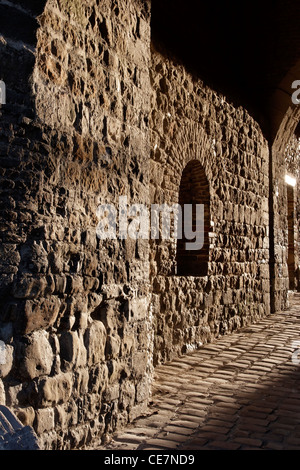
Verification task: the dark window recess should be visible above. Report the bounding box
[176,160,210,276]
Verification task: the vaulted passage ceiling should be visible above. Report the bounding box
[1,0,300,140]
[151,0,300,139]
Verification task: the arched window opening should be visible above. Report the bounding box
[176,160,210,276]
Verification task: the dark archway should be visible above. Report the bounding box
[176,160,210,277]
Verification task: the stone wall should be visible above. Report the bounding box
[270,120,298,312]
[0,0,152,450]
[149,46,271,366]
[285,135,300,292]
[0,0,295,451]
[297,183,300,290]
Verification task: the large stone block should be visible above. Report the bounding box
[88,363,109,394]
[128,297,149,321]
[54,399,78,431]
[24,297,61,334]
[13,275,47,299]
[35,407,55,435]
[84,321,107,366]
[105,334,121,360]
[59,331,87,371]
[38,373,73,407]
[20,331,54,380]
[132,351,148,379]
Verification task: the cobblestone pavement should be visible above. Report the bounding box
[91,293,300,451]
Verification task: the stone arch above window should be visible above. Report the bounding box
[176,160,210,276]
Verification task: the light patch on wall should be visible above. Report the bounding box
[285,174,296,187]
[0,80,6,104]
[0,340,6,365]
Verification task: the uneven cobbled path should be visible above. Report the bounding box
[89,293,300,450]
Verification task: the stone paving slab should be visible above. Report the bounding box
[89,293,300,451]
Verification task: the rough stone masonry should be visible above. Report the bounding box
[0,0,299,450]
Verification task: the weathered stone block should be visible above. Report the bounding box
[35,407,55,435]
[59,331,87,371]
[73,368,90,396]
[132,351,147,379]
[105,334,121,360]
[24,297,61,334]
[120,332,135,356]
[84,321,106,366]
[119,380,135,410]
[13,275,47,300]
[103,383,120,402]
[135,376,150,404]
[89,364,109,394]
[20,331,54,380]
[54,400,77,431]
[129,297,149,321]
[54,275,67,294]
[0,244,20,274]
[39,373,73,406]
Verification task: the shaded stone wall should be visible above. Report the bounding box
[271,148,290,311]
[0,0,152,450]
[0,0,295,452]
[270,120,298,312]
[285,135,300,292]
[297,183,300,291]
[149,46,271,366]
